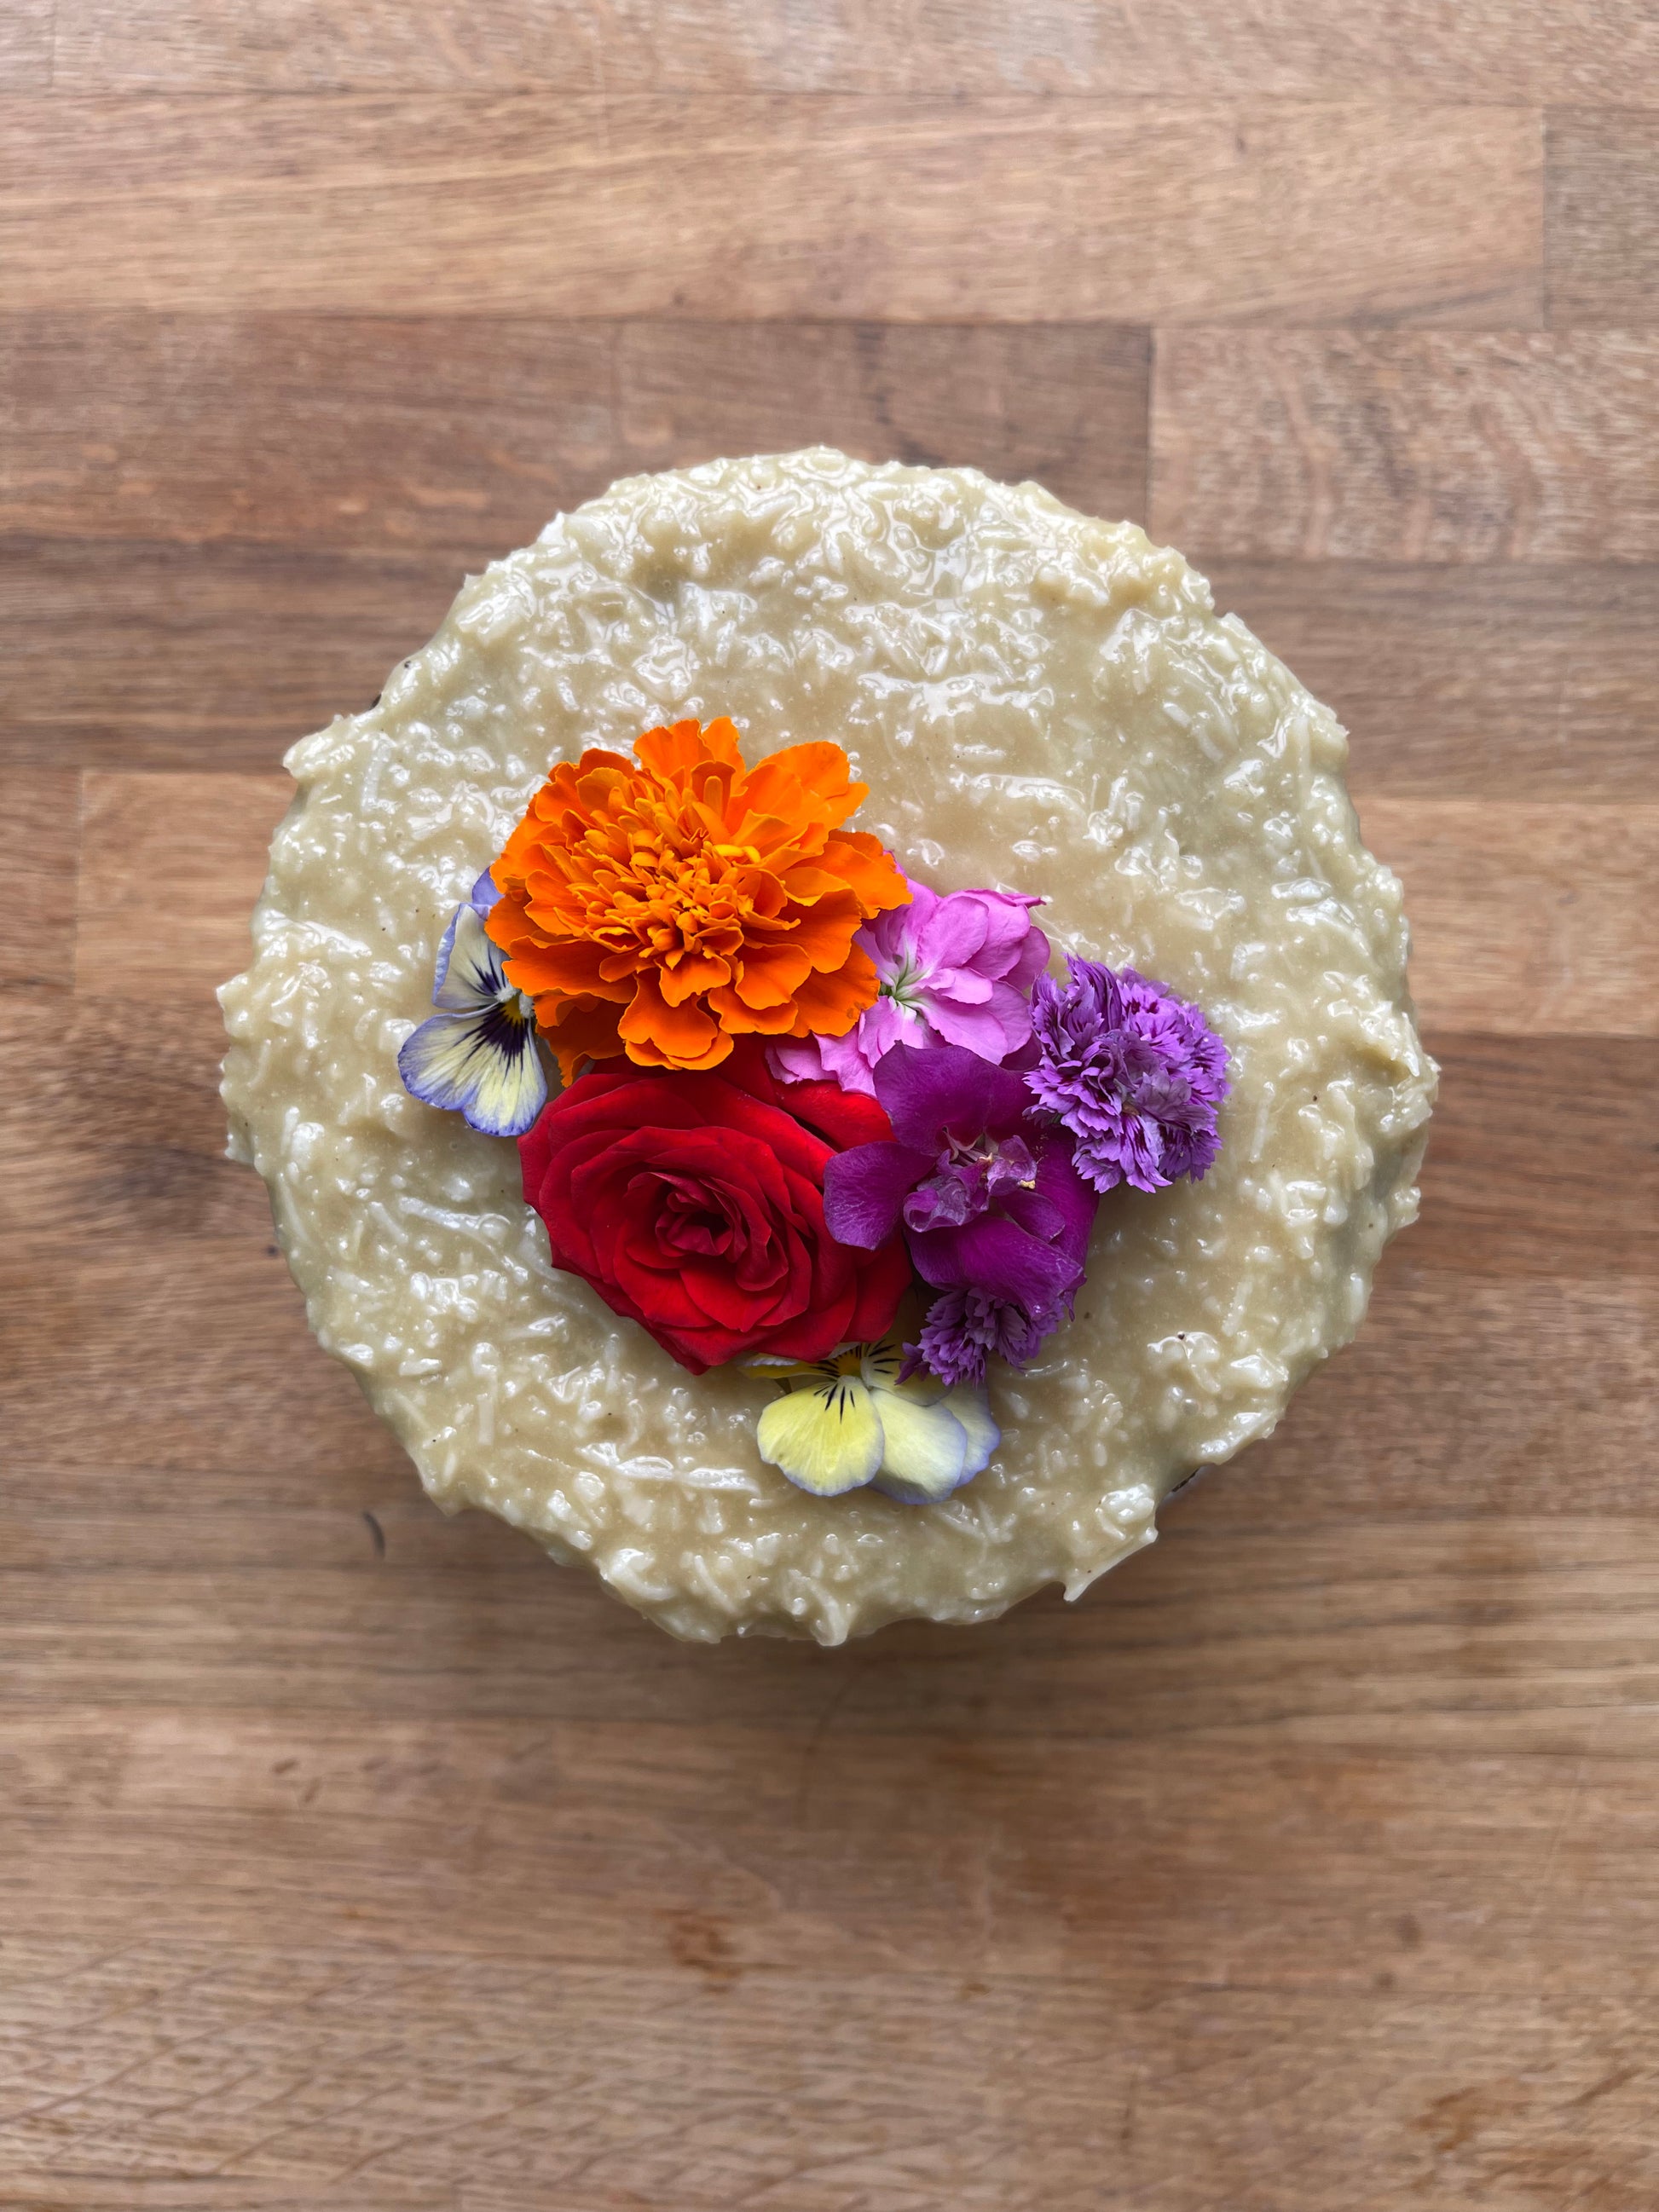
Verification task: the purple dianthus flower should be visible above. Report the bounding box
[916,1288,1053,1389]
[1027,957,1229,1197]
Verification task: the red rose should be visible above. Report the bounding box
[518,1042,913,1374]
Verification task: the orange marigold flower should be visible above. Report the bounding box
[485,718,911,1079]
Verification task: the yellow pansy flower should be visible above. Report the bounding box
[749,1335,998,1503]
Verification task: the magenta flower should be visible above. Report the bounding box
[770,876,1049,1096]
[1028,958,1229,1195]
[824,1043,1098,1386]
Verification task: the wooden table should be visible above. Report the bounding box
[3,9,1657,2206]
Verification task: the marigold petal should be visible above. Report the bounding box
[778,864,858,904]
[499,935,621,998]
[536,995,627,1083]
[483,722,908,1071]
[825,829,912,915]
[634,716,744,783]
[728,943,814,1009]
[627,1028,735,1072]
[596,946,648,985]
[706,989,801,1036]
[730,877,791,928]
[777,887,864,972]
[749,742,864,824]
[787,947,880,1039]
[569,747,633,781]
[618,971,732,1071]
[657,950,732,1006]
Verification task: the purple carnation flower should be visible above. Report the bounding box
[916,1289,1052,1389]
[824,1042,1098,1386]
[770,875,1049,1096]
[1027,958,1229,1197]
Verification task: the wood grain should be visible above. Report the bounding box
[1547,107,1659,325]
[3,1942,1651,2211]
[46,0,1659,101]
[4,16,1657,2208]
[0,540,457,771]
[1210,562,1659,798]
[0,1,51,88]
[6,1696,1659,1995]
[27,1002,1650,1283]
[1361,797,1659,1035]
[7,1495,1659,1745]
[0,96,1543,323]
[9,1216,1656,1525]
[0,314,1150,552]
[0,316,1144,770]
[1153,331,1659,560]
[0,769,78,984]
[74,772,292,1005]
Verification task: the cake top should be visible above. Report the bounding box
[395,708,1231,1502]
[222,450,1434,1643]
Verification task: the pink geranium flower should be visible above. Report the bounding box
[769,876,1049,1097]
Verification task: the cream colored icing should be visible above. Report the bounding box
[221,451,1435,1643]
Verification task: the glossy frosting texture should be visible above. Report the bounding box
[221,451,1435,1643]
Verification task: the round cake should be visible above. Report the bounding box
[220,450,1435,1643]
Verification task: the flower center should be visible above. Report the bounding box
[902,1132,1037,1233]
[572,787,759,967]
[879,956,924,1010]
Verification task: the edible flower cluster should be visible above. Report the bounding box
[401,719,1228,1504]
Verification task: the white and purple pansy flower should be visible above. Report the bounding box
[397,869,551,1138]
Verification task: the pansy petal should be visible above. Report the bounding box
[742,1354,845,1387]
[939,1384,1000,1478]
[860,1339,945,1404]
[870,1395,968,1503]
[429,902,466,1003]
[757,1379,883,1496]
[433,904,510,1011]
[397,1005,548,1137]
[462,1032,552,1137]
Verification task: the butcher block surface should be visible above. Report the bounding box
[3,7,1657,2206]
